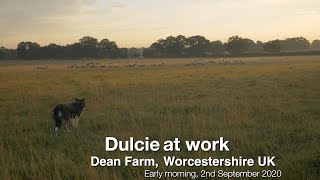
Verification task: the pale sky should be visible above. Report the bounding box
[1,0,320,48]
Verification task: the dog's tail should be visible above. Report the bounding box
[52,106,64,133]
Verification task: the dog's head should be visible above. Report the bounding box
[75,98,86,109]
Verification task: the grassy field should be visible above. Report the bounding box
[0,56,319,179]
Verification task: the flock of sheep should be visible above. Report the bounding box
[67,62,102,68]
[218,60,245,65]
[36,66,48,69]
[65,60,167,69]
[185,59,245,66]
[35,59,246,70]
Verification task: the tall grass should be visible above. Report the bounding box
[0,57,319,179]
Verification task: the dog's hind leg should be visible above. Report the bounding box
[53,108,65,135]
[53,116,62,135]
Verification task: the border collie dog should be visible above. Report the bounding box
[52,98,86,135]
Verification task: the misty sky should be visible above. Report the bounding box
[1,0,319,48]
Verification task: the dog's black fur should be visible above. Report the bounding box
[52,98,86,134]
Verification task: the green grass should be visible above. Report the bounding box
[0,56,320,179]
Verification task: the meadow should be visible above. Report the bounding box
[0,56,319,179]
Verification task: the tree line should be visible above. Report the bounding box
[144,36,320,58]
[1,35,320,60]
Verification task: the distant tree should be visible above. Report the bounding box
[149,41,165,57]
[79,36,98,47]
[143,48,159,58]
[147,35,187,57]
[225,36,251,56]
[311,40,320,50]
[17,42,41,59]
[64,43,83,59]
[164,35,187,57]
[0,47,17,60]
[210,40,225,55]
[264,40,281,53]
[7,35,320,60]
[254,40,264,52]
[280,37,310,51]
[99,39,118,58]
[174,35,187,56]
[119,48,128,58]
[185,35,210,57]
[247,40,264,53]
[40,43,64,59]
[0,47,4,59]
[128,47,140,58]
[16,42,26,59]
[79,36,99,58]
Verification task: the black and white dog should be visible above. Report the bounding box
[52,98,86,135]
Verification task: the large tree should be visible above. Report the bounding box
[143,47,159,58]
[264,40,281,53]
[165,35,187,57]
[280,37,310,51]
[65,43,83,59]
[79,36,99,58]
[225,36,252,56]
[40,43,64,59]
[252,40,264,53]
[149,41,165,57]
[210,40,225,55]
[147,35,187,57]
[128,48,140,58]
[0,47,17,60]
[119,48,128,58]
[185,35,210,57]
[311,40,320,50]
[98,39,119,58]
[17,42,41,59]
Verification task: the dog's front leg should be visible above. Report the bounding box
[74,117,80,128]
[65,124,71,132]
[54,127,59,135]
